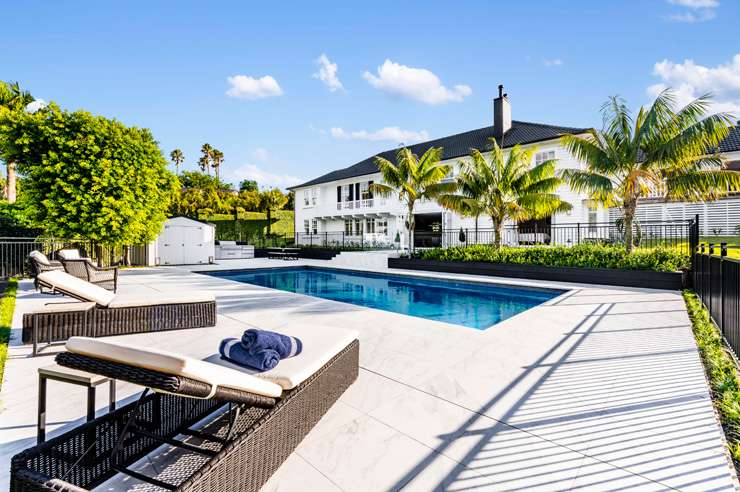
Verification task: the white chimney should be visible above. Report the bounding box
[494,84,511,142]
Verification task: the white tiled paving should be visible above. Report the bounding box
[0,258,737,491]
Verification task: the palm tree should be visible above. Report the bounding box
[211,149,224,181]
[200,143,214,175]
[0,81,35,203]
[438,140,571,249]
[169,149,184,175]
[561,90,739,253]
[370,147,456,252]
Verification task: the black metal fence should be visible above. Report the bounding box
[0,237,150,279]
[422,219,698,253]
[294,232,395,250]
[694,243,740,358]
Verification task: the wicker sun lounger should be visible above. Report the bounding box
[23,270,216,355]
[28,251,65,293]
[11,329,359,491]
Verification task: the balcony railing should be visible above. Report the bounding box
[336,199,384,212]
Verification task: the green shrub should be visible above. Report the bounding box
[419,243,690,272]
[683,291,740,464]
[0,279,18,390]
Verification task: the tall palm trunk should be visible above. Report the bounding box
[474,214,479,244]
[6,161,16,204]
[622,201,637,254]
[492,218,503,249]
[407,204,415,252]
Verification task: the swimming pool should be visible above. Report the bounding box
[205,267,563,330]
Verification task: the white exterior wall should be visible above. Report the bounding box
[293,137,608,247]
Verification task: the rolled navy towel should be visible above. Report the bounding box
[241,329,302,359]
[219,337,280,372]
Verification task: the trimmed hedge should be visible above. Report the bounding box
[683,290,740,466]
[419,243,690,272]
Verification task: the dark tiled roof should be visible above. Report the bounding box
[291,121,740,190]
[290,120,590,189]
[720,125,740,154]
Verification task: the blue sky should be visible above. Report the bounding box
[3,0,739,189]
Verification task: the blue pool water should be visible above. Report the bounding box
[205,267,563,330]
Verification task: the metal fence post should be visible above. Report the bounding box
[721,243,727,334]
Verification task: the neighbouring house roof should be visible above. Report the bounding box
[290,121,740,191]
[289,120,591,190]
[720,124,740,154]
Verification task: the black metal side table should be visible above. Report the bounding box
[37,363,116,443]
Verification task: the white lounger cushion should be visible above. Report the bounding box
[66,337,283,398]
[38,271,116,307]
[30,250,53,266]
[108,292,215,308]
[36,270,214,308]
[209,324,358,390]
[58,249,82,260]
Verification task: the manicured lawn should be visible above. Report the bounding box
[700,236,740,259]
[0,278,18,390]
[683,290,740,468]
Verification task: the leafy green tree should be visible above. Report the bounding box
[370,147,455,251]
[239,179,258,192]
[0,81,35,203]
[284,190,294,210]
[177,170,233,192]
[211,148,224,180]
[562,90,739,252]
[259,188,288,235]
[169,148,184,175]
[0,104,178,251]
[439,140,571,249]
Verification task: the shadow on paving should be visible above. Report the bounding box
[389,295,735,491]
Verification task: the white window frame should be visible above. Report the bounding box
[303,190,310,207]
[344,219,353,235]
[311,188,318,206]
[535,150,556,166]
[311,219,318,235]
[366,217,375,234]
[303,219,310,234]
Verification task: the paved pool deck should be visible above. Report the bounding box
[0,258,737,491]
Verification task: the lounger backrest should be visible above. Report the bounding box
[219,241,236,246]
[58,249,82,260]
[37,270,116,307]
[29,250,51,266]
[66,337,283,398]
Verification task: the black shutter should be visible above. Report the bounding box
[355,183,360,201]
[348,184,353,201]
[368,180,374,199]
[337,186,341,202]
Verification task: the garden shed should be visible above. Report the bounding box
[155,216,215,265]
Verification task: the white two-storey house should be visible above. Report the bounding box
[290,86,740,249]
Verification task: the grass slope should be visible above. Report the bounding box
[0,278,18,391]
[683,290,740,468]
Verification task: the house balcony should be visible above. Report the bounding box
[314,199,391,220]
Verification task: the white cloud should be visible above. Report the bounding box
[646,54,740,114]
[329,126,429,144]
[666,9,716,22]
[544,58,563,68]
[251,147,269,163]
[25,99,47,113]
[225,75,283,99]
[312,54,343,92]
[668,0,718,7]
[665,0,718,22]
[226,163,302,189]
[362,59,472,105]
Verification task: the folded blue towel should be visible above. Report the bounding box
[241,329,302,359]
[219,338,280,372]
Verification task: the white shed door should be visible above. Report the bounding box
[183,226,206,264]
[160,226,185,265]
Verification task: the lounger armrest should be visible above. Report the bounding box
[12,468,88,492]
[36,301,97,314]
